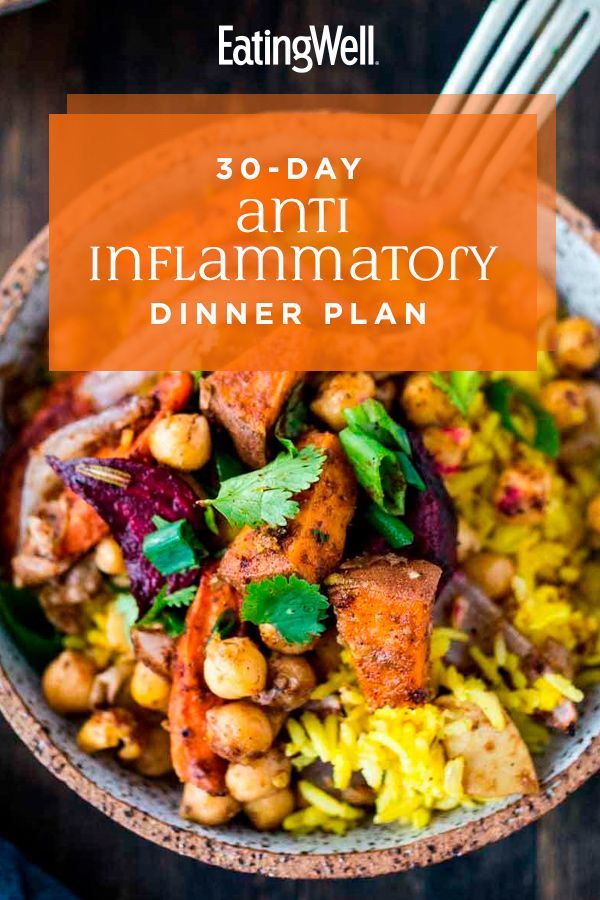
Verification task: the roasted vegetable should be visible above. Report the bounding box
[13,395,155,586]
[328,553,441,708]
[219,431,356,590]
[168,566,241,794]
[201,371,302,468]
[405,430,457,580]
[47,456,205,612]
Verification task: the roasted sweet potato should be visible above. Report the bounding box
[328,553,441,709]
[169,566,241,794]
[219,431,357,590]
[439,697,539,797]
[200,371,301,468]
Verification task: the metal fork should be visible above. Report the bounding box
[402,0,600,200]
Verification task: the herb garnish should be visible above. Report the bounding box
[137,584,197,635]
[430,371,481,416]
[142,516,207,575]
[241,574,329,644]
[340,399,424,517]
[486,378,560,458]
[203,445,325,529]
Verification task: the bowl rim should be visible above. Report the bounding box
[1,193,599,879]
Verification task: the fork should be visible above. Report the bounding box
[402,0,600,200]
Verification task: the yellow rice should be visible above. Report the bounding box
[285,360,599,835]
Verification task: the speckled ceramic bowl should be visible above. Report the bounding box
[1,188,599,877]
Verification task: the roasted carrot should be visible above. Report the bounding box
[200,370,301,468]
[156,371,194,412]
[219,431,357,590]
[169,565,241,794]
[328,553,441,709]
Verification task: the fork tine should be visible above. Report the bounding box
[453,1,586,181]
[401,0,522,187]
[418,0,563,196]
[470,0,556,93]
[540,9,600,99]
[503,0,585,94]
[441,0,523,94]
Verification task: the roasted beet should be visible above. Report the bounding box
[405,430,457,582]
[47,456,204,611]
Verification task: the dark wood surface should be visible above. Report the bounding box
[1,1,599,897]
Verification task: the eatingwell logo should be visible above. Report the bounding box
[218,25,377,74]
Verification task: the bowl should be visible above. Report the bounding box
[1,190,600,877]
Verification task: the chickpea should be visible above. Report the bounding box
[206,701,274,761]
[134,726,172,777]
[587,492,600,533]
[243,787,295,831]
[310,372,376,431]
[130,661,171,713]
[77,708,143,760]
[149,413,211,471]
[559,382,600,463]
[493,463,552,524]
[422,424,471,472]
[180,782,240,826]
[463,551,515,600]
[204,636,267,700]
[541,380,587,431]
[401,373,456,427]
[259,624,316,655]
[456,517,481,563]
[254,654,316,711]
[94,536,126,576]
[225,749,291,803]
[42,650,96,715]
[554,317,600,373]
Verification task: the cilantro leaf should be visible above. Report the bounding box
[137,584,197,629]
[204,445,325,529]
[241,575,329,644]
[430,371,481,416]
[275,380,307,454]
[162,611,188,637]
[486,378,560,458]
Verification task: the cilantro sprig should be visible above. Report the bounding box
[241,574,329,644]
[486,378,560,458]
[430,371,481,417]
[203,444,325,529]
[137,584,197,636]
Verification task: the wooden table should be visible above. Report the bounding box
[1,1,599,897]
